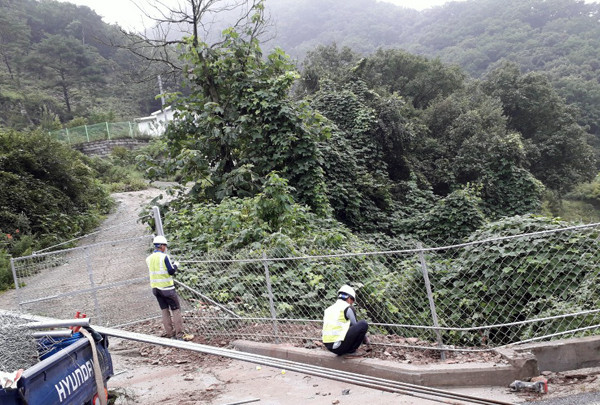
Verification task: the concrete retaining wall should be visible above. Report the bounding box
[73,139,150,157]
[515,335,600,372]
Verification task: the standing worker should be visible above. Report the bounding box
[146,235,193,341]
[322,285,370,358]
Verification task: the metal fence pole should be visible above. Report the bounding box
[10,258,22,310]
[65,128,71,144]
[417,243,446,360]
[262,252,280,343]
[106,122,111,140]
[85,247,102,325]
[85,125,90,142]
[152,206,164,236]
[129,122,133,138]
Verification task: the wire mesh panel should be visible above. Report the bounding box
[10,216,600,351]
[12,235,156,326]
[424,224,600,347]
[173,247,443,346]
[10,212,160,328]
[171,224,600,349]
[0,313,39,371]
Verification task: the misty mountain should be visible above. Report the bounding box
[261,0,600,136]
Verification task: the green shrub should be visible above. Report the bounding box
[436,215,600,344]
[565,176,600,208]
[0,129,113,290]
[0,249,12,291]
[0,130,111,241]
[86,151,148,193]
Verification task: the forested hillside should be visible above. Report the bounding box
[0,0,173,130]
[2,0,600,340]
[265,0,600,140]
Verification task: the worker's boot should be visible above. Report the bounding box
[161,308,174,338]
[172,309,194,341]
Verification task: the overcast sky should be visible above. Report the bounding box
[58,0,600,31]
[56,0,468,31]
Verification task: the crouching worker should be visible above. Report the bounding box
[146,235,193,341]
[322,285,369,358]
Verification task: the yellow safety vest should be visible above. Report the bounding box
[322,300,351,343]
[146,251,174,289]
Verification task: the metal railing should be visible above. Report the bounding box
[48,122,151,145]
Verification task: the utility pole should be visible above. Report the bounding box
[157,75,165,111]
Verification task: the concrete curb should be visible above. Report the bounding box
[233,336,600,388]
[232,340,533,387]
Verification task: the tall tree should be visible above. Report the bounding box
[0,3,30,83]
[26,35,105,115]
[481,62,596,193]
[152,6,330,214]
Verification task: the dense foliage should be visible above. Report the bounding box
[0,129,112,289]
[266,0,600,143]
[0,0,174,130]
[297,45,589,238]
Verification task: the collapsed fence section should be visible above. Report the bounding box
[10,233,158,327]
[172,223,600,349]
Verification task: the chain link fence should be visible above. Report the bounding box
[9,216,162,327]
[9,212,600,352]
[170,223,600,350]
[48,122,150,145]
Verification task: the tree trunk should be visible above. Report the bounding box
[60,71,71,113]
[2,54,13,81]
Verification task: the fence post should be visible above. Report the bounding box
[105,122,111,140]
[262,252,280,343]
[152,206,164,236]
[65,128,71,144]
[129,122,134,138]
[417,243,446,360]
[10,258,22,310]
[85,247,102,324]
[84,125,90,142]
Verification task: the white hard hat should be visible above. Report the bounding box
[338,285,356,300]
[153,235,168,245]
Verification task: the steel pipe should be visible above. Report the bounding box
[23,318,90,329]
[94,326,513,405]
[31,330,73,338]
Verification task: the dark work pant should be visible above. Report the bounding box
[152,287,181,310]
[325,320,368,355]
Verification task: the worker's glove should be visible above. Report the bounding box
[173,261,180,270]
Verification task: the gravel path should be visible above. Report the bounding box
[0,186,167,325]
